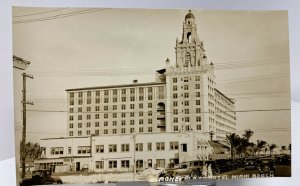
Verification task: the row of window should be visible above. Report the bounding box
[69,126,154,136]
[173,100,201,107]
[70,104,157,113]
[173,124,201,131]
[172,76,201,83]
[172,84,200,91]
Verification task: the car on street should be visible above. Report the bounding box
[244,157,260,170]
[257,158,276,174]
[20,169,63,186]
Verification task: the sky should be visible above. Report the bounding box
[12,8,290,148]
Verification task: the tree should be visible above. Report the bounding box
[242,129,254,141]
[281,145,287,154]
[269,144,277,155]
[225,133,242,158]
[256,140,267,156]
[21,142,42,163]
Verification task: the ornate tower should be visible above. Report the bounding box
[175,10,206,68]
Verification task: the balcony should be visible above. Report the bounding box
[157,120,166,128]
[157,113,165,119]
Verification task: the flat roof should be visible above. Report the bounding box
[66,82,166,92]
[214,88,235,104]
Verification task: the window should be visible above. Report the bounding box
[121,97,126,102]
[104,129,108,134]
[130,120,135,125]
[185,53,191,67]
[78,107,82,112]
[139,112,143,117]
[130,96,135,101]
[109,144,117,152]
[78,92,83,98]
[113,105,117,110]
[181,144,187,152]
[148,127,153,132]
[78,100,83,105]
[173,93,178,99]
[104,98,109,103]
[121,113,126,118]
[184,92,189,98]
[196,100,201,105]
[184,101,189,106]
[173,78,177,83]
[87,98,91,104]
[130,104,135,109]
[136,160,143,168]
[185,117,190,122]
[196,108,201,113]
[69,131,73,136]
[139,119,143,125]
[70,100,74,105]
[121,144,130,152]
[95,114,99,119]
[196,125,201,130]
[148,103,152,108]
[77,146,91,154]
[130,112,135,117]
[173,125,178,131]
[195,76,200,81]
[86,130,90,135]
[173,117,178,123]
[121,120,126,126]
[95,130,99,135]
[112,129,117,134]
[183,77,189,82]
[69,123,73,128]
[121,104,126,110]
[136,143,143,151]
[86,122,91,127]
[96,91,100,96]
[109,161,117,168]
[121,128,126,133]
[78,131,82,136]
[68,147,72,154]
[104,121,108,126]
[78,115,82,120]
[70,92,74,98]
[95,106,100,111]
[196,92,201,97]
[86,114,91,120]
[113,121,117,126]
[196,84,200,89]
[148,111,152,116]
[130,128,135,133]
[113,113,117,118]
[184,109,189,114]
[156,142,165,151]
[104,113,108,119]
[50,147,64,155]
[113,97,117,102]
[173,101,178,107]
[148,119,152,124]
[69,116,73,121]
[196,116,201,122]
[170,141,179,150]
[139,103,143,109]
[104,90,109,96]
[130,88,135,94]
[96,161,104,169]
[173,85,177,91]
[173,109,178,115]
[139,127,144,133]
[147,143,152,151]
[78,123,82,128]
[121,160,130,168]
[96,98,100,104]
[121,89,126,95]
[69,108,74,113]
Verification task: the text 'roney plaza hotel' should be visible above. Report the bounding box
[35,10,237,173]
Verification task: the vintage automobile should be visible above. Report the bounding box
[244,157,260,170]
[257,158,276,174]
[167,161,202,178]
[20,169,63,186]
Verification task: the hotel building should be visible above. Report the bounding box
[36,10,236,173]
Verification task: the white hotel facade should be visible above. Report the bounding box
[35,11,236,173]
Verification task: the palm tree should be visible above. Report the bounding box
[256,140,267,156]
[225,133,242,158]
[21,142,42,163]
[242,129,254,141]
[269,144,277,155]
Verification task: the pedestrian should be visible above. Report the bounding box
[208,164,212,177]
[202,163,208,177]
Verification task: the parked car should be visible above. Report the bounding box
[257,158,276,174]
[20,169,63,186]
[244,158,259,170]
[168,161,202,177]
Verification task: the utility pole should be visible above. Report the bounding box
[21,73,34,179]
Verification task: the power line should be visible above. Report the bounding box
[13,8,67,18]
[13,8,110,24]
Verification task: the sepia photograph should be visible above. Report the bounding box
[13,8,291,185]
